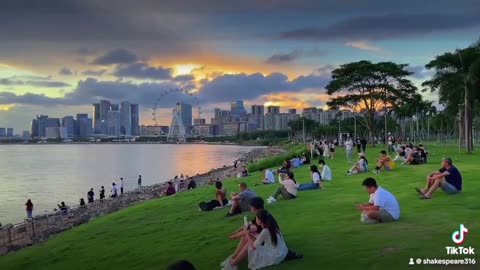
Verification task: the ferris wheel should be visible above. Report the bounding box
[152,89,202,140]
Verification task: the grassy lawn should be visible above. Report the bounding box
[1,144,479,270]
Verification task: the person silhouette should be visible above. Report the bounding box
[409,258,415,265]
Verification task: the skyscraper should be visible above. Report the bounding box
[130,104,140,135]
[107,110,121,136]
[78,117,93,137]
[231,101,246,116]
[267,106,280,114]
[176,103,192,127]
[288,109,297,115]
[36,115,49,137]
[120,101,132,136]
[6,128,13,137]
[251,105,265,116]
[94,100,111,134]
[0,128,5,137]
[62,116,75,138]
[93,103,100,133]
[30,119,38,138]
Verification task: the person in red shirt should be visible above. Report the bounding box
[25,199,34,219]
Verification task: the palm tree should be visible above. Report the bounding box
[423,41,480,152]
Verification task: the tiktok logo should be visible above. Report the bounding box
[452,224,469,245]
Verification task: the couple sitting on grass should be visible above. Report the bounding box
[416,157,462,200]
[221,197,302,270]
[297,160,332,190]
[347,151,394,175]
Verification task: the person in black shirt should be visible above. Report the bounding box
[361,138,367,153]
[417,157,462,199]
[356,138,362,153]
[99,186,106,201]
[87,188,94,203]
[138,175,142,188]
[187,177,196,190]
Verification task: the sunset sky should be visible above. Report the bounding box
[0,0,479,132]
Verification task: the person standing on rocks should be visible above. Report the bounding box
[99,186,106,201]
[138,175,142,189]
[120,178,125,195]
[87,188,95,203]
[111,183,118,198]
[25,199,34,219]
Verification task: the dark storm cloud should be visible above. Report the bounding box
[173,74,195,82]
[279,13,480,41]
[59,68,74,76]
[265,50,303,64]
[0,77,70,88]
[81,69,107,77]
[91,49,139,66]
[197,72,329,103]
[113,63,173,80]
[0,92,65,105]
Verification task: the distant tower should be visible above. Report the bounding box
[167,108,186,143]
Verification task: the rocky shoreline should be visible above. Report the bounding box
[0,146,285,256]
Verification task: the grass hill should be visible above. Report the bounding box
[0,144,479,270]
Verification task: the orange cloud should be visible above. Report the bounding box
[345,41,387,55]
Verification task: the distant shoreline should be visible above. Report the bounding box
[0,141,261,146]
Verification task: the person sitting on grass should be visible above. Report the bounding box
[267,172,299,203]
[199,181,228,211]
[319,159,332,185]
[356,178,400,224]
[165,181,176,196]
[260,168,275,185]
[298,165,321,191]
[393,146,407,162]
[373,151,394,173]
[238,166,249,178]
[226,182,257,217]
[346,153,369,175]
[223,197,266,267]
[222,210,289,270]
[416,157,462,200]
[301,153,310,165]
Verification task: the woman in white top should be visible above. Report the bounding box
[319,160,332,188]
[222,210,288,270]
[298,165,321,191]
[322,142,330,159]
[267,172,299,203]
[347,154,369,175]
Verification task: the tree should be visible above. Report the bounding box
[287,117,318,141]
[423,41,480,152]
[325,61,419,143]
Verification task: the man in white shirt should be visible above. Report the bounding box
[260,168,275,184]
[345,138,354,163]
[356,178,400,223]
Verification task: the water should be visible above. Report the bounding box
[0,144,261,224]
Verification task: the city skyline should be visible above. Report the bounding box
[1,0,479,132]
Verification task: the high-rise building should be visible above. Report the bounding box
[194,118,206,125]
[78,117,93,137]
[93,100,111,134]
[45,118,60,129]
[22,130,31,140]
[30,119,38,138]
[120,101,132,136]
[0,128,5,137]
[288,109,297,115]
[36,115,49,137]
[303,107,318,114]
[176,103,192,127]
[6,128,13,137]
[77,113,88,119]
[130,104,140,135]
[62,116,75,138]
[110,104,119,111]
[231,101,246,116]
[107,110,121,136]
[267,106,280,114]
[251,105,265,116]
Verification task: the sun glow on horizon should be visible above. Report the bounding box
[174,64,200,76]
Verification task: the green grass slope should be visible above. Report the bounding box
[1,145,479,270]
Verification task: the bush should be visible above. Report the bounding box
[248,144,308,172]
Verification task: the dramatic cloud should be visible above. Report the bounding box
[197,72,329,103]
[265,49,324,64]
[91,49,139,66]
[0,77,70,88]
[173,74,195,82]
[345,41,386,54]
[113,63,172,80]
[409,65,434,79]
[81,69,107,77]
[59,67,74,76]
[265,50,303,64]
[279,13,480,41]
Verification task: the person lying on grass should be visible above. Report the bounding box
[226,182,257,217]
[416,157,462,200]
[260,168,275,185]
[267,172,299,204]
[346,153,369,175]
[298,165,321,191]
[356,177,400,224]
[199,181,228,211]
[373,151,394,174]
[222,210,288,270]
